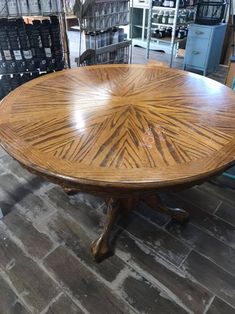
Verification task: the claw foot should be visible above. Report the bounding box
[90,237,112,262]
[169,207,189,223]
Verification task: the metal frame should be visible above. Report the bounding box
[59,0,71,68]
[146,0,181,67]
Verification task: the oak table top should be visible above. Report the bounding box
[1,64,235,190]
[1,64,235,261]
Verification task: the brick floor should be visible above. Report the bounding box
[0,145,235,314]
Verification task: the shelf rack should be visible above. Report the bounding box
[146,0,180,66]
[146,0,195,66]
[75,0,132,66]
[130,1,195,63]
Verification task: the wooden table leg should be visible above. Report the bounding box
[141,194,189,223]
[90,198,121,261]
[120,196,139,215]
[63,187,79,195]
[90,193,188,261]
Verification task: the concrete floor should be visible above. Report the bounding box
[0,33,234,314]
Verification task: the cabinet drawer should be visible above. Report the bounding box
[184,38,208,68]
[188,26,212,40]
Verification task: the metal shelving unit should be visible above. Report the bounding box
[146,0,179,66]
[130,1,195,64]
[146,1,196,66]
[76,0,132,65]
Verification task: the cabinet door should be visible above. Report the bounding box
[184,38,209,68]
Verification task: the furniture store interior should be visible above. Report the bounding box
[0,0,235,313]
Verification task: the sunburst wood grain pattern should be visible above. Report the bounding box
[0,65,235,190]
[1,64,235,261]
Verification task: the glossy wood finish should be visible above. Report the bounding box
[1,65,235,190]
[1,64,235,260]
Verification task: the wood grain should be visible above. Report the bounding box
[0,64,235,191]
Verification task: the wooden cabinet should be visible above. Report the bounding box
[183,23,227,75]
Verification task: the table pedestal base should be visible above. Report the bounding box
[90,194,189,262]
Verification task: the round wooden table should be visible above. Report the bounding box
[1,64,235,261]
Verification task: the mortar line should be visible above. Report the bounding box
[136,204,235,256]
[213,200,223,215]
[40,291,64,314]
[111,266,131,290]
[0,221,88,313]
[0,269,34,313]
[178,248,193,268]
[40,247,138,314]
[203,295,215,314]
[114,253,192,314]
